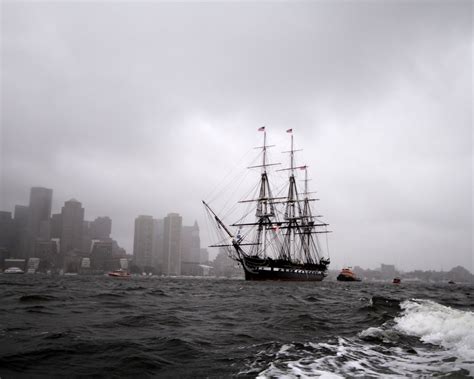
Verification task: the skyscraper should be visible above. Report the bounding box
[13,205,29,258]
[50,213,62,238]
[153,218,164,271]
[0,211,14,253]
[133,215,154,270]
[27,187,52,236]
[60,199,84,254]
[181,221,201,275]
[90,217,112,240]
[162,213,182,276]
[26,187,53,256]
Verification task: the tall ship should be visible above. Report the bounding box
[203,127,331,281]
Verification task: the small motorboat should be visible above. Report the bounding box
[108,269,131,278]
[3,267,24,274]
[393,277,401,284]
[337,267,361,282]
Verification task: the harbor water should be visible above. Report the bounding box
[0,275,473,378]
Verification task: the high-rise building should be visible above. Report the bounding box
[133,215,154,270]
[181,221,201,275]
[26,187,53,256]
[13,205,29,258]
[153,218,164,270]
[90,217,112,240]
[200,248,209,263]
[27,187,52,237]
[81,221,92,252]
[0,211,14,253]
[60,199,84,254]
[50,213,62,238]
[162,213,182,276]
[90,240,113,272]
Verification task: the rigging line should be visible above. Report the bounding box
[203,209,229,248]
[204,145,256,202]
[218,167,254,218]
[207,151,260,207]
[325,225,331,259]
[221,177,259,221]
[209,155,256,204]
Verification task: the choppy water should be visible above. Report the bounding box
[0,275,473,378]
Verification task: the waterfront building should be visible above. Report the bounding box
[200,248,209,263]
[153,218,164,271]
[82,220,92,252]
[90,240,113,271]
[26,187,53,257]
[60,199,84,254]
[133,215,154,270]
[27,258,40,273]
[119,258,129,270]
[27,187,53,239]
[181,221,201,276]
[50,213,62,238]
[90,217,112,240]
[0,211,15,253]
[13,205,29,258]
[35,240,59,271]
[162,213,182,276]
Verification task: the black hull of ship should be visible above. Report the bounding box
[240,256,327,282]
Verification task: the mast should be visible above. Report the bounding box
[254,126,276,257]
[277,129,303,261]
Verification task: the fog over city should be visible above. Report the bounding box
[1,1,472,271]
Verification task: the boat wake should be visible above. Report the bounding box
[256,299,474,378]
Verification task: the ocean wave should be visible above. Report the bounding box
[395,299,474,376]
[19,294,58,302]
[257,299,474,378]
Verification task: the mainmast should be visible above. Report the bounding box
[277,129,304,261]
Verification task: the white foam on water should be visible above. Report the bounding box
[395,299,474,376]
[257,300,474,378]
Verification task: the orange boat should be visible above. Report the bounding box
[108,269,131,278]
[337,267,361,282]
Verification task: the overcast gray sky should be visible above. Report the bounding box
[1,0,472,271]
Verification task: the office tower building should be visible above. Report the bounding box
[90,217,112,240]
[162,213,182,276]
[13,205,29,258]
[153,218,164,270]
[50,214,62,238]
[133,215,154,269]
[27,187,52,238]
[0,211,14,253]
[60,199,84,254]
[26,187,53,256]
[181,221,201,275]
[90,240,113,271]
[200,248,209,263]
[82,220,92,252]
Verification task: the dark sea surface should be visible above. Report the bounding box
[0,275,473,378]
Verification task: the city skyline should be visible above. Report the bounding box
[1,2,472,272]
[0,184,205,256]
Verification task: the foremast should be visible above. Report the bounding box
[252,127,278,257]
